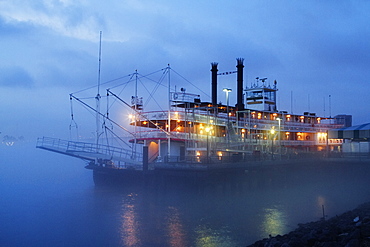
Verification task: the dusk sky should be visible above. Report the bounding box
[1,0,370,140]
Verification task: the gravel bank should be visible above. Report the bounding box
[247,202,370,247]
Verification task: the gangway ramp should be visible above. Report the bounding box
[36,137,142,166]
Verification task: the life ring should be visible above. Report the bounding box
[173,93,178,100]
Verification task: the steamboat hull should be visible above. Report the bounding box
[88,161,253,186]
[87,158,310,186]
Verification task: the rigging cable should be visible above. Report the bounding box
[107,67,165,91]
[107,89,170,136]
[70,94,135,138]
[139,72,166,112]
[171,68,210,100]
[104,126,132,149]
[106,73,136,112]
[69,95,79,140]
[102,90,115,154]
[70,74,133,95]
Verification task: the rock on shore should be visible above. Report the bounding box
[247,202,370,247]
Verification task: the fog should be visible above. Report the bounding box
[1,1,370,246]
[1,142,370,246]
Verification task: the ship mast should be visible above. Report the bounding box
[96,31,102,148]
[167,64,171,161]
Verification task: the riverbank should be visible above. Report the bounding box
[247,202,370,247]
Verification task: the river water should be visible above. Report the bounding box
[1,142,370,246]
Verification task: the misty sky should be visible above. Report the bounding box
[1,0,370,140]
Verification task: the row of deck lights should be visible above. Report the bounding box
[129,87,325,143]
[130,112,321,142]
[251,112,322,123]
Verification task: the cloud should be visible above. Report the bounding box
[0,66,34,87]
[0,0,369,128]
[0,0,103,41]
[0,16,33,37]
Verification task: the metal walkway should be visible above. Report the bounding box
[36,137,142,165]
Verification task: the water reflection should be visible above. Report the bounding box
[120,193,140,246]
[106,161,370,246]
[261,207,287,237]
[165,206,187,247]
[195,224,237,247]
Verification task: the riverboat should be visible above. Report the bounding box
[36,58,350,184]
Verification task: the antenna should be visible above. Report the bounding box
[329,95,332,118]
[291,91,293,114]
[260,78,267,86]
[254,77,259,87]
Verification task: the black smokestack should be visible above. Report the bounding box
[211,62,218,106]
[236,58,245,111]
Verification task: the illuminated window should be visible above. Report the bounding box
[318,132,327,138]
[241,129,245,138]
[217,152,223,160]
[285,132,290,140]
[297,132,302,140]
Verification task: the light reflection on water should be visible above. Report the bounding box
[261,206,287,237]
[2,144,370,247]
[120,193,141,246]
[165,206,187,247]
[194,224,237,247]
[111,162,370,246]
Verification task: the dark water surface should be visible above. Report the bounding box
[1,142,370,246]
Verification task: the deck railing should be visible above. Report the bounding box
[36,137,142,162]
